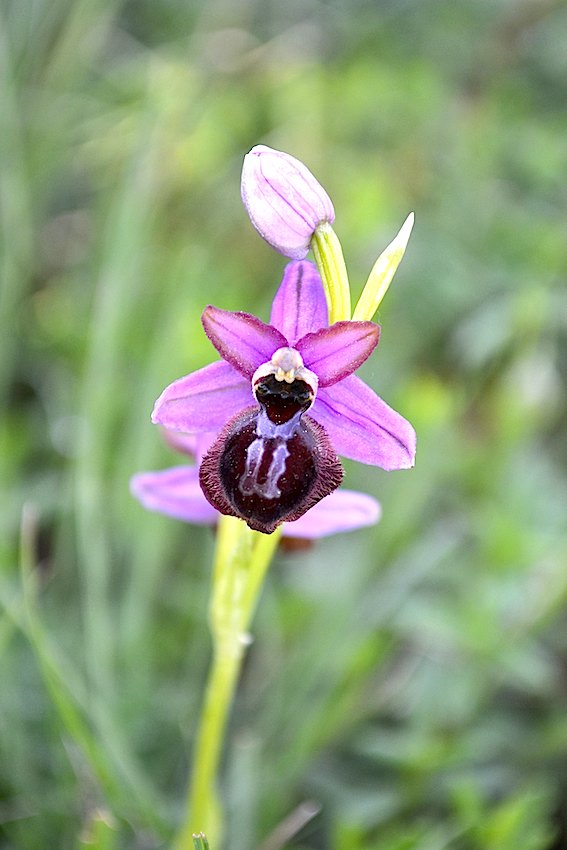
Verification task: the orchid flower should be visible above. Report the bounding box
[132,145,417,849]
[150,260,415,534]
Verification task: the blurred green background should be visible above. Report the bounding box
[1,0,567,848]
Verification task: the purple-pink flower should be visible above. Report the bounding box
[146,260,415,534]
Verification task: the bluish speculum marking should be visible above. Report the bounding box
[238,375,314,501]
[239,424,290,500]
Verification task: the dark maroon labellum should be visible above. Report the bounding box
[199,378,343,534]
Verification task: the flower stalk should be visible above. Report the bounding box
[174,516,282,850]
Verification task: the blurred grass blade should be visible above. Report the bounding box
[78,808,118,850]
[259,801,321,850]
[0,10,33,402]
[74,117,161,706]
[14,504,169,838]
[192,833,210,850]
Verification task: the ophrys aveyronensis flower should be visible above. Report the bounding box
[151,261,415,534]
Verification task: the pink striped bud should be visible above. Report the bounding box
[241,145,335,260]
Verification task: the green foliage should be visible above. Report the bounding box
[193,833,210,850]
[1,0,566,848]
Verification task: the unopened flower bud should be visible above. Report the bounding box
[241,145,335,260]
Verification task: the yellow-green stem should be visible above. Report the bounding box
[176,649,240,850]
[174,517,282,850]
[311,222,351,323]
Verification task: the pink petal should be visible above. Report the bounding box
[130,466,218,525]
[152,360,252,433]
[296,321,380,387]
[284,489,381,538]
[202,306,288,378]
[269,260,329,345]
[162,430,199,457]
[310,375,416,470]
[162,429,216,461]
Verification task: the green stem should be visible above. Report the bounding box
[181,650,240,848]
[174,517,282,850]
